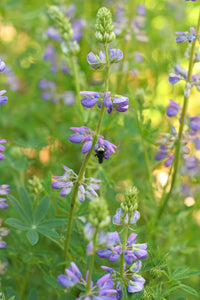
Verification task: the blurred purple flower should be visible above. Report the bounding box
[63,91,75,106]
[0,90,8,105]
[168,73,181,84]
[189,116,200,132]
[113,208,140,225]
[166,100,180,117]
[174,65,187,79]
[46,26,61,41]
[0,139,7,161]
[0,59,6,72]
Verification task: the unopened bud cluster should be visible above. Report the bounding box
[48,6,80,55]
[28,176,44,196]
[121,186,138,213]
[88,197,110,230]
[95,7,116,43]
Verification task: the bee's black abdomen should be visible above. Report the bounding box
[95,148,105,164]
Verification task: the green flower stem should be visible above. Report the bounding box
[63,46,110,265]
[120,225,128,279]
[133,96,156,203]
[86,231,97,294]
[115,2,135,94]
[71,55,81,107]
[156,10,200,221]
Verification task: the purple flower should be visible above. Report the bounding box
[174,65,187,79]
[165,155,174,167]
[175,27,196,44]
[137,5,146,15]
[109,49,123,63]
[52,166,100,202]
[80,91,129,114]
[63,91,75,106]
[69,126,93,154]
[58,262,82,288]
[46,26,61,41]
[0,185,10,196]
[0,90,8,105]
[80,91,100,108]
[43,44,56,60]
[72,19,84,42]
[87,51,106,70]
[189,116,200,132]
[127,276,146,293]
[166,100,180,117]
[155,146,168,160]
[0,139,7,161]
[113,208,140,225]
[0,59,6,72]
[168,73,181,84]
[0,198,8,209]
[0,238,7,249]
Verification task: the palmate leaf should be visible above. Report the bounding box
[19,187,34,222]
[34,195,49,224]
[8,195,30,223]
[26,229,39,245]
[5,218,30,230]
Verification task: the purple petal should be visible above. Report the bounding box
[81,97,98,108]
[82,141,93,154]
[57,274,74,288]
[69,134,84,143]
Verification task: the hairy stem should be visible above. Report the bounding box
[120,225,128,279]
[71,56,81,107]
[63,45,110,265]
[156,10,200,221]
[85,231,97,294]
[133,97,156,203]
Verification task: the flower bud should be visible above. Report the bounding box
[95,7,115,44]
[88,197,110,230]
[122,186,138,213]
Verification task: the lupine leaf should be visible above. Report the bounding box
[8,195,30,223]
[26,229,39,245]
[179,284,199,297]
[6,288,20,300]
[39,218,65,227]
[28,290,38,300]
[171,267,200,280]
[118,279,128,300]
[19,187,34,222]
[44,275,63,290]
[162,282,181,297]
[37,226,59,239]
[34,195,49,224]
[5,218,30,230]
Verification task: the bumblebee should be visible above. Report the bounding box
[95,146,105,164]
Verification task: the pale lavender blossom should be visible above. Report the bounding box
[0,59,6,72]
[0,139,7,161]
[0,90,8,105]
